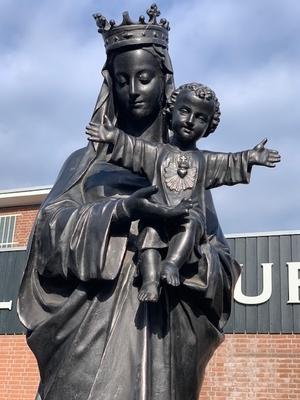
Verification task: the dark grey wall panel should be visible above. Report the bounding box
[280,235,293,333]
[1,234,300,334]
[232,237,246,333]
[268,236,281,332]
[291,235,300,332]
[224,239,235,332]
[0,250,26,334]
[257,236,270,333]
[245,237,258,333]
[225,233,300,334]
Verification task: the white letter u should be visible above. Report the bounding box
[234,263,273,305]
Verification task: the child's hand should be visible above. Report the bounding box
[85,115,117,144]
[249,138,281,168]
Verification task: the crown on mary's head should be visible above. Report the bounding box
[93,3,170,52]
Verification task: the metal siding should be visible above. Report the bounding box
[245,237,258,333]
[257,236,270,333]
[224,233,300,333]
[291,235,300,332]
[232,237,246,333]
[268,236,282,333]
[223,238,234,332]
[1,234,300,334]
[0,250,26,333]
[280,235,293,333]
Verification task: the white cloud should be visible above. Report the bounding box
[0,0,299,233]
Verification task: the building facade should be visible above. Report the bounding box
[0,187,300,399]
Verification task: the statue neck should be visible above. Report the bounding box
[117,111,166,144]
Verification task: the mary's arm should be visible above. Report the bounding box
[23,170,188,284]
[33,190,129,282]
[17,154,131,331]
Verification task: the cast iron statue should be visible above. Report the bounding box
[18,4,280,400]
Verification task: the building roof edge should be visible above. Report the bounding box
[0,186,52,207]
[0,187,298,238]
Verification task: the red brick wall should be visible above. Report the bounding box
[0,206,39,247]
[200,334,300,399]
[0,335,39,400]
[1,334,300,399]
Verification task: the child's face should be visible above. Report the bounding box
[171,90,214,145]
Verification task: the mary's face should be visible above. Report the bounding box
[112,49,164,121]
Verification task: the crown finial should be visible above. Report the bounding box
[122,11,134,25]
[139,15,146,24]
[147,4,161,24]
[93,13,110,33]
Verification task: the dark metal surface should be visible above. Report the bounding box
[0,249,26,333]
[224,234,300,333]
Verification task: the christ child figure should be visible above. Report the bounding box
[86,83,280,302]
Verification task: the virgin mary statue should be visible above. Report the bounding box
[18,5,240,400]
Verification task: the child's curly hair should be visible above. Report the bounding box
[166,83,221,136]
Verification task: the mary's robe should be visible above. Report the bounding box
[18,142,240,400]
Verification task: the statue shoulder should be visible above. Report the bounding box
[46,144,96,205]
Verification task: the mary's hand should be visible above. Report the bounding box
[123,186,192,221]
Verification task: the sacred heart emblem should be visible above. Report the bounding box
[177,168,187,178]
[164,154,197,192]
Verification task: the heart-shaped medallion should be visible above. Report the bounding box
[177,168,187,178]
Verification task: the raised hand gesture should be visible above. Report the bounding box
[249,138,281,168]
[85,115,117,144]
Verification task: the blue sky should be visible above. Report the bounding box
[0,0,299,234]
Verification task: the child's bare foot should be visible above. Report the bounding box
[160,261,180,286]
[138,281,159,302]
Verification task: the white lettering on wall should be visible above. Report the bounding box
[287,262,300,303]
[0,300,13,310]
[0,264,299,309]
[234,263,273,305]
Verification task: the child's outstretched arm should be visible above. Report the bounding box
[86,115,158,181]
[85,116,118,144]
[248,138,281,168]
[204,138,280,189]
